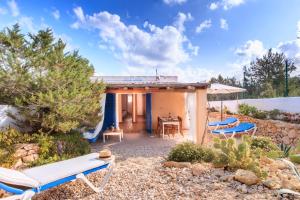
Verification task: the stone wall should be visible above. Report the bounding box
[13,143,39,169]
[209,112,300,146]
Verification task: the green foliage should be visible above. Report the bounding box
[238,104,257,116]
[31,131,90,166]
[289,154,300,164]
[252,110,267,119]
[243,49,297,98]
[250,136,279,152]
[269,109,280,120]
[167,142,215,163]
[0,128,90,167]
[0,24,105,134]
[279,143,292,158]
[213,137,267,178]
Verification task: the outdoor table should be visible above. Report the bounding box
[103,129,123,143]
[158,117,180,139]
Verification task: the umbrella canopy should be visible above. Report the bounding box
[208,83,246,94]
[207,83,247,121]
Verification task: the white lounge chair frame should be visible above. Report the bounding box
[278,158,300,197]
[0,154,115,200]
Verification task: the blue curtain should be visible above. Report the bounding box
[100,93,117,135]
[146,93,152,134]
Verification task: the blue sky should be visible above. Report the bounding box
[0,0,300,82]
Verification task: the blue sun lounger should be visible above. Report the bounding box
[0,153,114,200]
[211,122,257,138]
[208,117,238,131]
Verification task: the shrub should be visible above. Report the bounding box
[269,109,280,120]
[249,136,282,159]
[279,143,292,158]
[252,110,267,119]
[168,142,203,162]
[213,137,267,178]
[238,104,257,116]
[167,142,215,163]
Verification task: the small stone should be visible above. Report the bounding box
[191,163,208,176]
[263,178,281,189]
[220,175,234,182]
[234,169,260,186]
[162,161,191,168]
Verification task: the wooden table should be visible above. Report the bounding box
[103,129,123,143]
[159,117,180,139]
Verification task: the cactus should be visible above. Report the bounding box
[213,136,267,178]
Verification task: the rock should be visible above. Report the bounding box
[234,169,260,186]
[281,177,300,191]
[260,157,274,165]
[99,149,112,158]
[191,163,208,176]
[237,184,248,194]
[263,178,281,189]
[273,160,288,170]
[22,154,37,163]
[13,149,27,158]
[13,158,23,169]
[162,161,191,168]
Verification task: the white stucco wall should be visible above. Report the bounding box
[0,105,19,130]
[209,97,300,113]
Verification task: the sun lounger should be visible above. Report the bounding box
[0,153,114,200]
[208,117,238,130]
[211,122,257,138]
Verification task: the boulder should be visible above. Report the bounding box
[162,161,191,168]
[22,154,38,163]
[191,163,208,176]
[13,149,27,158]
[281,177,300,191]
[234,169,260,185]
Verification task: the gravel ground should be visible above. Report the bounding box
[31,133,283,200]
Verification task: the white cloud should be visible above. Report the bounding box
[235,40,266,59]
[173,12,193,32]
[18,16,35,33]
[0,7,7,15]
[71,6,85,28]
[7,0,19,17]
[220,18,228,30]
[195,19,212,33]
[72,9,198,68]
[209,3,219,10]
[52,9,60,20]
[209,0,245,11]
[163,0,187,5]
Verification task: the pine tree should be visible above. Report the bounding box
[0,24,105,134]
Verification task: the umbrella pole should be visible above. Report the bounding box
[221,100,223,121]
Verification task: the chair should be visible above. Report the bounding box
[0,153,114,200]
[208,117,238,130]
[211,122,257,138]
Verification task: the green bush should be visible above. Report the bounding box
[238,104,257,116]
[213,137,267,178]
[279,143,292,158]
[252,110,267,119]
[269,109,280,120]
[167,142,215,163]
[249,136,282,159]
[0,128,90,167]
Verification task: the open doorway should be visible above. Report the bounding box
[119,94,146,133]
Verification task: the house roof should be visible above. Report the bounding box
[92,75,209,93]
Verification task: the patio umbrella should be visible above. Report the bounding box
[207,83,247,120]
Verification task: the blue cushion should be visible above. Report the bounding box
[212,122,255,134]
[208,117,238,126]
